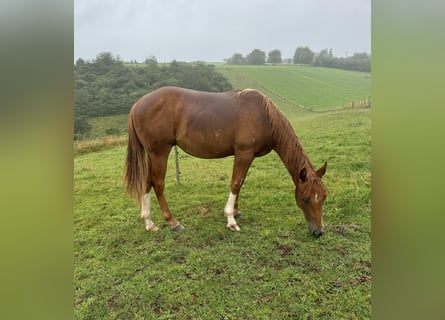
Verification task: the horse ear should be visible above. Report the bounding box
[316,162,327,178]
[299,167,307,182]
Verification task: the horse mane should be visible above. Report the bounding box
[254,90,313,179]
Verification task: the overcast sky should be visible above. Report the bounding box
[74,0,370,63]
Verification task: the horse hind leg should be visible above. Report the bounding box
[140,192,159,232]
[140,167,159,231]
[151,152,184,231]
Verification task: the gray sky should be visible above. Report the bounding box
[75,0,370,62]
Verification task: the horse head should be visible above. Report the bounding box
[295,162,327,237]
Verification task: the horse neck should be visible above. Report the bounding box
[263,96,312,186]
[272,122,312,186]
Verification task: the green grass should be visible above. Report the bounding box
[74,115,129,154]
[87,114,129,138]
[217,65,371,111]
[74,109,370,319]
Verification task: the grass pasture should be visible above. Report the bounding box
[217,65,371,111]
[74,108,371,318]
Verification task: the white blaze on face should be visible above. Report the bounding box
[315,193,319,203]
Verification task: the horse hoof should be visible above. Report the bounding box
[234,213,242,219]
[172,224,185,231]
[227,224,240,232]
[147,226,159,232]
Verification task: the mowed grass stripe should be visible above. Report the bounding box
[217,65,371,110]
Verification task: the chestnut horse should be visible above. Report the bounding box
[125,86,328,237]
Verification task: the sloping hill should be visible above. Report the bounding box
[217,65,371,112]
[77,64,371,145]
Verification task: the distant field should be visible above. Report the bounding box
[217,65,371,111]
[88,114,128,138]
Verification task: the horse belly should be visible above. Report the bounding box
[176,131,234,159]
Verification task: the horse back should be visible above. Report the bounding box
[131,86,273,158]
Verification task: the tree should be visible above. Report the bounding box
[76,58,85,65]
[144,55,158,65]
[227,53,246,65]
[246,49,266,65]
[312,49,370,71]
[283,58,293,64]
[314,48,332,67]
[94,52,122,65]
[347,52,371,72]
[74,57,233,135]
[74,115,91,136]
[293,46,314,65]
[267,49,282,64]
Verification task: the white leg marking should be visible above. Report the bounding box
[224,192,237,216]
[225,192,240,231]
[141,193,158,231]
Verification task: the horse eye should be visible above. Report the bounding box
[302,196,309,204]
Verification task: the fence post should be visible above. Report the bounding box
[174,145,181,184]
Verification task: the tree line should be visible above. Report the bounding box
[74,52,232,138]
[226,47,371,72]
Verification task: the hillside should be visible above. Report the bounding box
[77,64,371,143]
[74,55,232,139]
[217,65,371,112]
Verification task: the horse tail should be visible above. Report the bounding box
[124,109,149,203]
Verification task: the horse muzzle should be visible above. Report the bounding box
[308,222,324,238]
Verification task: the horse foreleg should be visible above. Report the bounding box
[225,192,239,231]
[233,195,241,217]
[225,153,254,231]
[151,153,184,231]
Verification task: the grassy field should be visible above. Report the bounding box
[75,65,371,318]
[74,105,370,318]
[217,65,371,111]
